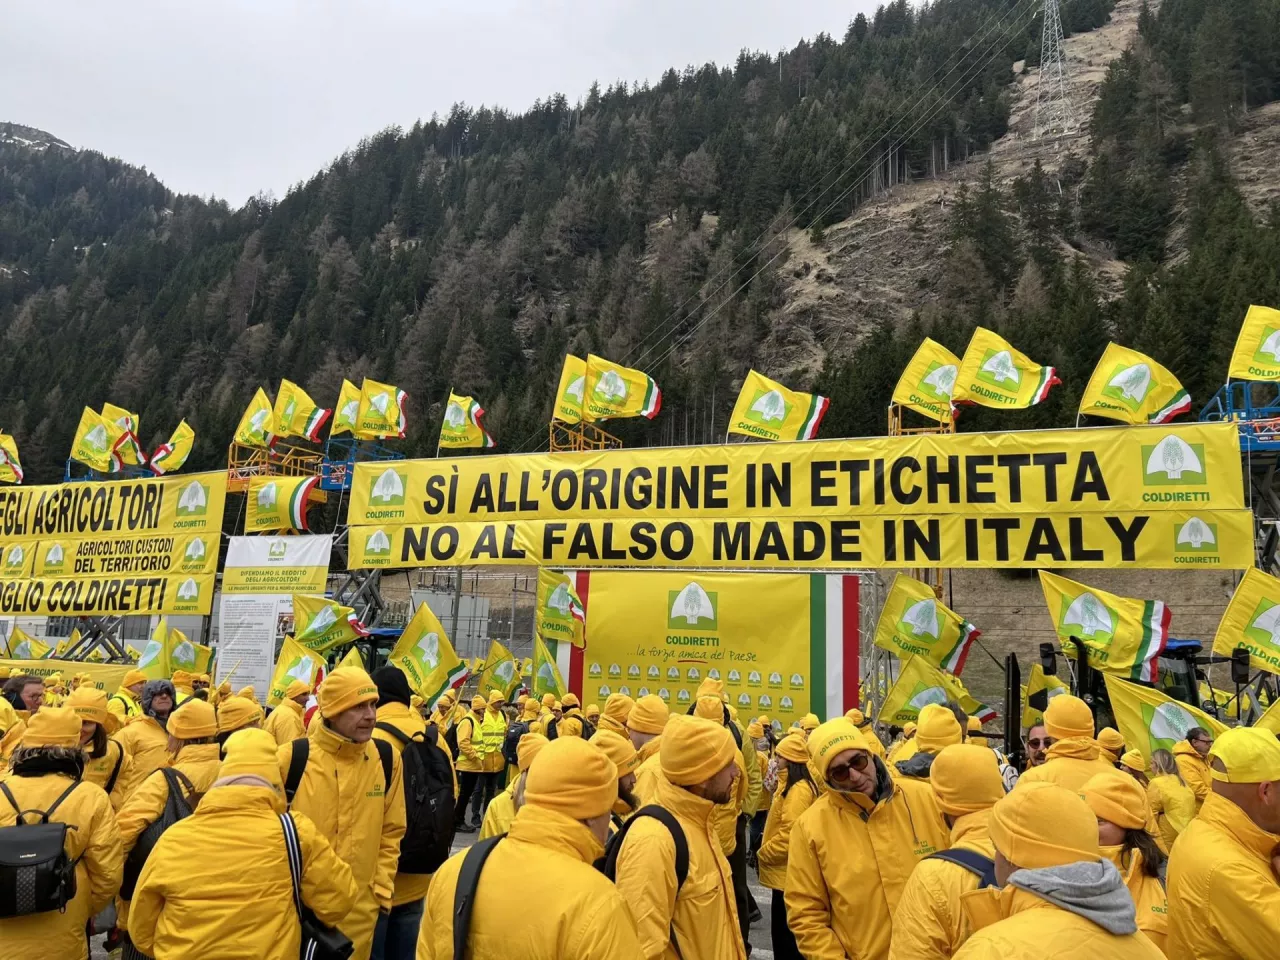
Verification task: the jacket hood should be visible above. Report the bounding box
[1008,859,1137,935]
[896,750,937,780]
[142,679,177,722]
[1172,740,1204,762]
[1045,737,1102,762]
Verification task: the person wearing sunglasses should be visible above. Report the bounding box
[1017,696,1114,793]
[1023,724,1051,769]
[785,718,949,960]
[1172,726,1214,814]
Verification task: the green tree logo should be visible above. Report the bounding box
[667,581,718,630]
[1141,436,1207,486]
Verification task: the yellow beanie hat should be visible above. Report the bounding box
[22,707,82,747]
[517,732,549,771]
[218,680,232,696]
[169,699,217,739]
[1119,749,1147,774]
[1082,770,1148,830]
[808,718,871,780]
[628,694,669,735]
[44,673,62,687]
[541,693,555,709]
[521,698,541,721]
[661,714,736,786]
[590,729,640,775]
[171,670,193,687]
[844,707,866,726]
[561,692,580,709]
[597,693,635,734]
[218,695,263,733]
[990,782,1100,869]
[66,686,120,735]
[916,704,964,754]
[318,667,378,719]
[747,720,765,739]
[1096,727,1126,763]
[1209,726,1280,783]
[695,695,724,721]
[218,728,284,790]
[903,721,918,737]
[470,694,487,711]
[930,743,1005,816]
[284,680,312,701]
[487,689,506,706]
[695,677,726,701]
[775,732,810,764]
[1044,695,1094,741]
[967,716,986,736]
[585,703,600,720]
[122,669,148,688]
[523,736,618,819]
[800,712,821,732]
[237,686,259,703]
[437,690,456,707]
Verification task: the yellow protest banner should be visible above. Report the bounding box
[267,636,323,707]
[149,420,195,475]
[877,655,995,725]
[1038,571,1170,683]
[246,475,321,532]
[1078,344,1191,425]
[1227,304,1280,380]
[1211,567,1280,676]
[292,594,368,653]
[274,380,331,443]
[872,574,978,674]
[535,569,585,648]
[234,388,277,449]
[554,356,587,424]
[0,431,24,484]
[582,355,662,422]
[727,371,829,442]
[0,658,133,692]
[1104,675,1230,765]
[891,339,961,422]
[439,393,495,450]
[386,600,467,701]
[1021,663,1070,728]
[953,327,1060,410]
[331,379,362,436]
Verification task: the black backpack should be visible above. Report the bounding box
[599,806,689,958]
[547,714,595,742]
[375,722,456,874]
[500,720,530,767]
[444,715,475,762]
[0,780,80,918]
[927,848,997,888]
[283,737,393,805]
[120,768,195,899]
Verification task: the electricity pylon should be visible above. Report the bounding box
[1033,0,1077,139]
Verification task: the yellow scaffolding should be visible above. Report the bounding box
[548,421,623,452]
[886,404,951,597]
[226,442,328,502]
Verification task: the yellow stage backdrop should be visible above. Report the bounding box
[0,658,134,692]
[346,423,1249,570]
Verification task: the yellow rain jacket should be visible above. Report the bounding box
[83,737,131,810]
[454,709,486,774]
[1171,742,1211,812]
[735,720,762,818]
[1146,774,1196,852]
[755,748,772,813]
[1015,738,1115,793]
[128,784,358,960]
[108,687,143,722]
[0,696,17,736]
[953,885,1164,960]
[1166,792,1280,959]
[264,697,306,745]
[633,749,663,805]
[480,706,508,774]
[478,782,517,840]
[888,809,996,960]
[0,774,124,960]
[278,720,406,960]
[757,777,817,890]
[785,768,949,960]
[1102,846,1168,955]
[614,773,746,960]
[113,715,172,798]
[419,803,642,958]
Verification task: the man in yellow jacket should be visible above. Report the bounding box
[420,736,643,958]
[597,692,635,736]
[894,703,965,781]
[588,728,641,835]
[129,728,358,960]
[629,694,668,763]
[480,688,509,796]
[278,666,406,960]
[1015,695,1113,792]
[889,743,1006,960]
[952,783,1163,960]
[613,713,746,960]
[785,717,949,960]
[112,678,177,798]
[0,708,124,960]
[108,668,147,722]
[453,693,488,831]
[1172,727,1214,812]
[264,678,311,745]
[1166,726,1280,959]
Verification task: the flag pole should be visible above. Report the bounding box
[435,385,451,459]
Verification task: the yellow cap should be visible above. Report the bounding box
[524,737,618,819]
[930,743,1006,817]
[775,732,809,764]
[66,686,120,735]
[22,707,82,747]
[799,712,821,732]
[541,693,555,709]
[516,732,549,771]
[218,728,284,790]
[171,670,193,687]
[585,703,600,720]
[1209,726,1280,783]
[966,715,985,734]
[1096,727,1126,763]
[218,695,263,733]
[1119,749,1147,773]
[44,672,62,687]
[589,729,640,775]
[283,680,312,701]
[237,685,259,703]
[1044,695,1094,741]
[916,703,964,754]
[661,714,736,786]
[808,718,871,779]
[628,694,669,735]
[695,677,726,701]
[1081,769,1147,830]
[437,690,456,707]
[318,667,378,719]
[747,720,765,739]
[169,699,217,739]
[990,782,1100,869]
[122,669,148,688]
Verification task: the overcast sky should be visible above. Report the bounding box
[3,0,882,205]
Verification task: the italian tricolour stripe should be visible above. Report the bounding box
[1150,390,1192,425]
[800,394,830,441]
[471,400,497,448]
[289,477,320,531]
[640,378,662,420]
[809,574,861,720]
[302,406,332,443]
[940,620,980,675]
[1131,600,1171,683]
[1032,366,1061,405]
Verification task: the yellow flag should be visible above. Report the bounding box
[149,420,194,475]
[70,407,127,472]
[873,574,979,674]
[356,379,408,439]
[583,354,662,422]
[439,393,496,450]
[337,645,365,671]
[331,379,362,436]
[520,657,533,679]
[891,338,961,422]
[727,370,830,442]
[1257,697,1280,734]
[536,569,586,648]
[1021,662,1070,728]
[56,628,82,659]
[291,594,369,653]
[0,431,24,483]
[234,388,277,448]
[1103,674,1230,765]
[267,636,323,707]
[1211,567,1280,676]
[102,402,147,467]
[169,632,215,675]
[877,655,994,725]
[1038,571,1170,683]
[125,644,143,661]
[387,601,467,699]
[532,634,567,699]
[246,475,320,532]
[475,639,519,699]
[554,356,587,424]
[1227,304,1280,380]
[5,626,50,660]
[1078,343,1191,425]
[274,380,332,442]
[952,327,1060,410]
[138,618,174,680]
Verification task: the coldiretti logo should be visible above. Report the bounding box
[1142,436,1207,486]
[897,597,941,639]
[1102,362,1153,409]
[43,543,65,572]
[5,544,25,569]
[174,577,203,610]
[667,581,717,630]
[369,468,407,507]
[1059,592,1118,642]
[267,539,288,560]
[177,481,209,516]
[365,529,392,556]
[1174,517,1218,559]
[976,349,1020,391]
[918,362,957,400]
[1245,598,1280,651]
[744,389,789,426]
[1253,328,1280,364]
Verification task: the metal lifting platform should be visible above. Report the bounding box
[320,437,405,492]
[63,460,153,482]
[1198,382,1280,453]
[549,421,622,452]
[226,441,328,503]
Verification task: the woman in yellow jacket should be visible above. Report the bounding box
[68,685,132,810]
[1146,749,1196,852]
[0,708,124,960]
[128,728,358,960]
[1082,770,1169,954]
[756,732,816,960]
